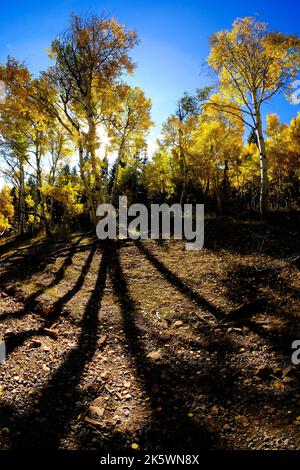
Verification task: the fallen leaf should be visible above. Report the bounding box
[282,365,293,378]
[282,376,295,383]
[42,306,54,315]
[274,381,285,390]
[97,335,107,347]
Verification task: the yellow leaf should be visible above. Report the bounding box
[274,381,285,390]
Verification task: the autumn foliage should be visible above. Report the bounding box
[0,14,299,237]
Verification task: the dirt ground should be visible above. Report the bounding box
[0,218,300,451]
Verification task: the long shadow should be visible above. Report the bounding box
[109,244,300,450]
[136,240,273,325]
[0,234,87,292]
[222,262,300,354]
[0,233,45,257]
[108,243,218,451]
[0,231,87,260]
[2,244,109,449]
[23,235,84,310]
[135,240,224,321]
[4,244,98,357]
[1,241,299,450]
[44,244,98,326]
[0,236,94,323]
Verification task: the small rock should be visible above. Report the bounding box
[42,328,58,339]
[89,396,106,419]
[173,320,184,328]
[97,335,107,347]
[147,350,162,361]
[89,405,105,418]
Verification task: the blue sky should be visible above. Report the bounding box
[1,0,300,152]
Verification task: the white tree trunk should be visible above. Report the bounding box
[253,95,268,215]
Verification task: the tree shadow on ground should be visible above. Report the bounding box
[135,240,223,321]
[221,262,300,354]
[135,239,299,352]
[0,234,45,257]
[103,243,296,451]
[0,236,95,323]
[0,234,91,291]
[106,243,219,451]
[0,244,109,449]
[4,244,98,357]
[1,235,299,450]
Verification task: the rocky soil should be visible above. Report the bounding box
[0,219,300,450]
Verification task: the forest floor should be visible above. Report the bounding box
[0,217,300,451]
